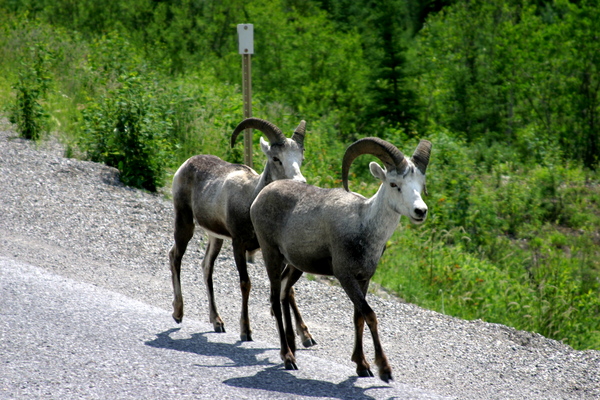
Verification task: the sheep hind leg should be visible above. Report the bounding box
[169,207,195,324]
[264,247,297,370]
[202,235,225,333]
[280,266,298,354]
[281,265,316,348]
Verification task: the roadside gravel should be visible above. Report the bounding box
[1,118,598,399]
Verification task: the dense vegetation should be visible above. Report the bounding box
[0,0,598,350]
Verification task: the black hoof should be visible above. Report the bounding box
[214,325,226,333]
[302,338,317,348]
[173,316,182,324]
[284,361,299,370]
[357,368,375,378]
[379,372,393,383]
[240,333,253,342]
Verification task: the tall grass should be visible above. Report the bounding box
[373,132,600,350]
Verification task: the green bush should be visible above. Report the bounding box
[80,73,173,192]
[165,74,245,169]
[9,44,53,140]
[412,0,600,169]
[374,146,600,349]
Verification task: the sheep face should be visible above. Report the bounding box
[260,137,306,183]
[369,161,428,224]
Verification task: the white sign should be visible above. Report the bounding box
[237,24,254,55]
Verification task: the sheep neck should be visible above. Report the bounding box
[251,163,274,200]
[363,184,402,243]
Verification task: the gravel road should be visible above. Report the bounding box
[1,118,599,399]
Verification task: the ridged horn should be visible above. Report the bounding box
[411,140,432,174]
[230,118,287,148]
[342,137,408,192]
[291,120,306,147]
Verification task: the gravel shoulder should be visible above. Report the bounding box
[1,119,599,399]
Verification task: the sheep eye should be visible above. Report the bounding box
[390,182,401,192]
[273,157,281,163]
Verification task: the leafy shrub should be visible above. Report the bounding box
[375,154,600,349]
[9,44,53,140]
[165,74,245,169]
[423,129,476,235]
[412,0,600,169]
[80,73,173,191]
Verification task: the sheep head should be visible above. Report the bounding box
[342,137,432,224]
[231,118,306,182]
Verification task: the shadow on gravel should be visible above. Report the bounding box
[146,328,385,400]
[224,366,384,400]
[145,328,275,367]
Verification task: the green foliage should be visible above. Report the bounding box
[375,140,600,349]
[80,73,174,191]
[315,0,423,135]
[9,43,53,140]
[244,1,372,138]
[166,74,245,168]
[412,0,600,168]
[300,115,348,187]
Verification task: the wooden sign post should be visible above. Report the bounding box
[237,24,254,168]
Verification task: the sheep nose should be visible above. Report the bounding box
[414,207,427,218]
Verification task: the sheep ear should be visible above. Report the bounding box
[259,136,269,153]
[369,162,386,182]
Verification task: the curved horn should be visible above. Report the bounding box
[342,137,408,192]
[230,118,287,148]
[411,140,432,174]
[291,120,306,147]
